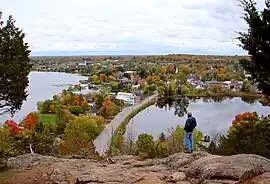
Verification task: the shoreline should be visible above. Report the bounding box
[185,92,263,98]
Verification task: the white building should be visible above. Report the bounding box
[116,92,135,105]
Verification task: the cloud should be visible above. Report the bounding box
[1,0,265,56]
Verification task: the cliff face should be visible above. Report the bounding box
[1,152,270,184]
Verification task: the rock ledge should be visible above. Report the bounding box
[2,152,270,184]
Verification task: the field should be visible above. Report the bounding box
[37,113,57,124]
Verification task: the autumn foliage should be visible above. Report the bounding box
[232,112,258,125]
[90,74,99,82]
[73,95,84,106]
[160,66,167,74]
[4,120,20,135]
[146,76,154,85]
[99,97,118,118]
[100,74,107,82]
[169,65,175,73]
[22,112,38,130]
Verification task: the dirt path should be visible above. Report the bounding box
[94,94,157,155]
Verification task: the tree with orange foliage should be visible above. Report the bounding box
[160,66,167,74]
[98,97,118,119]
[4,120,20,135]
[169,65,175,74]
[74,95,84,106]
[232,112,258,126]
[23,112,38,130]
[100,74,107,82]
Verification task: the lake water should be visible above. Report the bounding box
[0,72,87,123]
[126,97,270,138]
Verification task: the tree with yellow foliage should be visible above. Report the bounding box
[160,66,167,74]
[90,75,99,82]
[146,76,154,85]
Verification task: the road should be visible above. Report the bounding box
[94,94,157,155]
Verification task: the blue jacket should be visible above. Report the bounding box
[184,116,197,132]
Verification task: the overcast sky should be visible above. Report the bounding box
[1,0,265,56]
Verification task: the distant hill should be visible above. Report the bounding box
[30,54,250,64]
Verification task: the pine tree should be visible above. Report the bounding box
[238,0,270,97]
[0,12,31,115]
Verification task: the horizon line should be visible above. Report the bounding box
[30,53,249,57]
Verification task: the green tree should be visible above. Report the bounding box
[176,72,187,83]
[136,133,156,159]
[0,12,31,115]
[55,107,74,135]
[111,82,119,93]
[218,118,270,158]
[40,100,55,113]
[237,0,270,97]
[63,115,103,153]
[158,132,166,141]
[0,128,12,170]
[68,106,84,116]
[155,141,169,158]
[93,93,107,110]
[241,82,251,92]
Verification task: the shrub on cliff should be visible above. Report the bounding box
[204,112,270,158]
[155,140,169,158]
[136,133,156,159]
[218,116,270,158]
[0,128,13,170]
[13,122,55,156]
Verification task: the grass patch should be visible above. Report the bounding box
[37,113,57,124]
[109,97,157,154]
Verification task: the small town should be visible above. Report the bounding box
[30,55,262,107]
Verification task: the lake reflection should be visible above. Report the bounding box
[0,72,87,123]
[126,97,270,138]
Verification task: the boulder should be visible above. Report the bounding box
[185,154,270,182]
[7,153,60,169]
[243,172,270,184]
[154,151,209,170]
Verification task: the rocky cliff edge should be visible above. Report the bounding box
[1,152,270,184]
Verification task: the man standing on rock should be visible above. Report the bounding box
[184,112,197,153]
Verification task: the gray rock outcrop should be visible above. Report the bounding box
[3,152,270,184]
